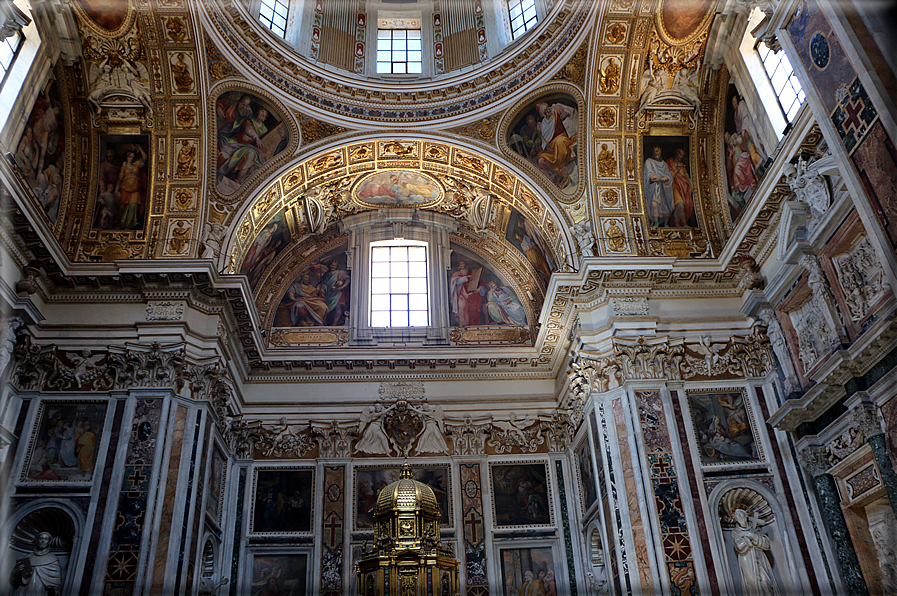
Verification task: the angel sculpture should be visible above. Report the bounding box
[62,349,106,389]
[636,67,663,117]
[491,412,536,446]
[200,222,226,259]
[87,57,153,115]
[691,335,726,371]
[355,404,394,456]
[197,576,229,596]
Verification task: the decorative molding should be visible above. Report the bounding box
[611,296,648,316]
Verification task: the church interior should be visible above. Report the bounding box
[0,0,895,593]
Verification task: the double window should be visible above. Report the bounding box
[370,240,429,327]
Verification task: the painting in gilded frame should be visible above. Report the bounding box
[499,546,558,596]
[205,443,227,523]
[354,465,451,530]
[641,135,697,229]
[686,390,761,466]
[354,170,442,206]
[447,246,528,328]
[489,462,552,527]
[92,135,150,232]
[505,208,557,287]
[22,400,108,483]
[240,211,292,290]
[250,553,307,596]
[575,437,598,513]
[272,247,350,327]
[251,468,314,535]
[14,76,65,225]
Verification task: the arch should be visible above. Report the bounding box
[224,135,576,291]
[708,479,803,596]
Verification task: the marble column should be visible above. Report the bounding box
[802,446,870,596]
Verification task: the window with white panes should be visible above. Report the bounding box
[508,0,537,40]
[757,41,805,124]
[259,0,289,38]
[377,29,422,74]
[0,30,23,86]
[370,240,429,327]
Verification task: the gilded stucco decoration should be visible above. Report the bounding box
[66,0,207,261]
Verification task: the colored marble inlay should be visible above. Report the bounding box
[460,462,488,593]
[150,405,189,592]
[831,79,878,154]
[103,398,164,594]
[852,121,897,251]
[229,467,248,596]
[321,465,346,593]
[555,460,579,596]
[814,474,869,595]
[635,391,699,596]
[610,400,645,594]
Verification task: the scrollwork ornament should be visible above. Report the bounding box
[798,444,831,477]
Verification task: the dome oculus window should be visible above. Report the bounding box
[508,0,537,39]
[259,0,288,38]
[370,240,429,327]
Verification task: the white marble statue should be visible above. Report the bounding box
[573,220,596,257]
[731,508,780,596]
[9,532,62,596]
[200,222,226,260]
[197,576,228,595]
[88,57,153,115]
[411,404,449,454]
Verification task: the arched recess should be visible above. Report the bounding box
[1,501,85,596]
[708,480,803,596]
[206,81,301,202]
[498,82,587,204]
[224,135,577,297]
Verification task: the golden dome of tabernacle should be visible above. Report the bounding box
[375,463,439,517]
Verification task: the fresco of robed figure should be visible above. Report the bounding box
[447,249,528,328]
[508,94,579,191]
[15,78,65,225]
[505,209,557,287]
[215,91,289,194]
[273,249,351,327]
[239,212,292,290]
[642,136,697,229]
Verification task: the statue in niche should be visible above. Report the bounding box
[731,507,780,596]
[9,532,62,596]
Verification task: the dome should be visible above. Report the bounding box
[375,462,439,518]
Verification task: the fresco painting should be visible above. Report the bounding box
[660,0,714,40]
[505,209,556,287]
[355,466,450,530]
[499,547,557,596]
[215,91,288,194]
[723,83,770,223]
[15,78,65,225]
[447,248,527,327]
[508,94,579,191]
[273,249,350,327]
[24,401,107,483]
[354,170,442,205]
[576,438,598,512]
[250,554,307,596]
[642,136,697,228]
[240,212,292,290]
[491,463,551,527]
[92,135,150,231]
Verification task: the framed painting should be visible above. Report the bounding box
[354,170,443,206]
[205,442,227,524]
[92,135,151,232]
[354,465,452,530]
[249,553,308,596]
[489,462,553,528]
[239,211,292,290]
[447,246,528,328]
[575,437,598,514]
[21,400,108,483]
[641,135,697,229]
[215,91,289,195]
[15,75,65,225]
[272,246,350,327]
[498,545,559,596]
[686,389,763,467]
[251,467,314,535]
[505,209,557,287]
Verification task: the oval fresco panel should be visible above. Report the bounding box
[507,93,580,193]
[660,0,715,41]
[215,91,289,195]
[77,0,130,31]
[353,171,443,206]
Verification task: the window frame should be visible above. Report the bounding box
[755,39,805,127]
[375,27,423,75]
[0,29,24,89]
[507,0,538,40]
[258,0,289,39]
[369,239,430,328]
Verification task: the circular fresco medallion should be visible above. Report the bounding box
[353,170,444,207]
[810,32,830,69]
